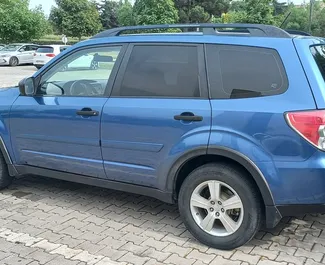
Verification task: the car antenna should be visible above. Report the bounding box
[280,11,292,29]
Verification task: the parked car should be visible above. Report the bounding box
[0,43,39,66]
[0,44,5,50]
[33,45,70,69]
[1,23,325,250]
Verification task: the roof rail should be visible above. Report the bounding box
[285,29,312,36]
[91,23,292,39]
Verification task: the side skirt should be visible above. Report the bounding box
[14,165,174,204]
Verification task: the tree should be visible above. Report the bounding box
[97,0,121,29]
[175,0,231,23]
[133,0,178,25]
[244,0,275,24]
[49,0,102,40]
[0,0,50,42]
[117,0,135,26]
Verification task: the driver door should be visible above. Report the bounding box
[10,45,126,179]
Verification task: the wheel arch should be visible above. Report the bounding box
[0,136,13,165]
[167,146,275,207]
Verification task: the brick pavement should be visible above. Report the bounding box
[0,66,325,265]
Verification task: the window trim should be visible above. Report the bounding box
[205,44,289,100]
[111,42,208,99]
[33,43,128,98]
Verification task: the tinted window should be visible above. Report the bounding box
[37,47,54,53]
[311,45,325,82]
[115,45,200,98]
[207,45,288,99]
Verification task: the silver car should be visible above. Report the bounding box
[0,43,39,66]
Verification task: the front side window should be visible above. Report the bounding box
[207,45,288,99]
[311,45,325,82]
[114,45,200,98]
[37,46,122,97]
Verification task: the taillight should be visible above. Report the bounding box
[46,53,55,58]
[286,110,325,150]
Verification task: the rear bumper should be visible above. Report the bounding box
[266,204,325,228]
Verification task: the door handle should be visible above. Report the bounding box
[174,112,203,122]
[76,108,99,116]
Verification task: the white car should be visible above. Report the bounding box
[0,43,39,66]
[33,45,70,69]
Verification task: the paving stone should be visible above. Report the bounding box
[231,250,261,264]
[120,242,148,255]
[50,245,83,259]
[119,252,150,265]
[257,260,288,265]
[96,247,128,260]
[251,247,279,260]
[269,243,296,255]
[210,255,242,265]
[71,250,104,264]
[27,249,57,264]
[304,259,324,265]
[161,234,189,246]
[294,248,323,262]
[140,247,171,262]
[164,253,196,265]
[141,238,169,251]
[187,249,215,264]
[276,252,305,265]
[163,243,191,257]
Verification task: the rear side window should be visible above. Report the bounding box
[206,45,288,99]
[113,45,200,98]
[311,45,325,81]
[37,47,54,53]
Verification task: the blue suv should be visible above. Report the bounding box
[1,24,325,250]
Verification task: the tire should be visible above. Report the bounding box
[9,57,19,67]
[0,153,12,189]
[178,163,262,250]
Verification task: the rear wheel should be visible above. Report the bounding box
[9,57,19,67]
[0,153,12,189]
[178,163,262,250]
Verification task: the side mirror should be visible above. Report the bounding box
[18,77,36,96]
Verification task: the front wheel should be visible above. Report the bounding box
[9,57,19,67]
[178,163,262,250]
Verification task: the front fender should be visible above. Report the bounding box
[0,87,20,164]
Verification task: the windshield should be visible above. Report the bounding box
[1,45,21,52]
[311,45,325,82]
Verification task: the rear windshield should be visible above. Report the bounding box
[311,45,325,81]
[37,47,54,53]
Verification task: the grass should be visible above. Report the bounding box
[32,35,90,45]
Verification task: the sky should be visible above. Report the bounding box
[29,0,306,16]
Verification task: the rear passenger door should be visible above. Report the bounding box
[101,43,211,187]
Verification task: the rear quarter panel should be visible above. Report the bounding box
[205,37,318,205]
